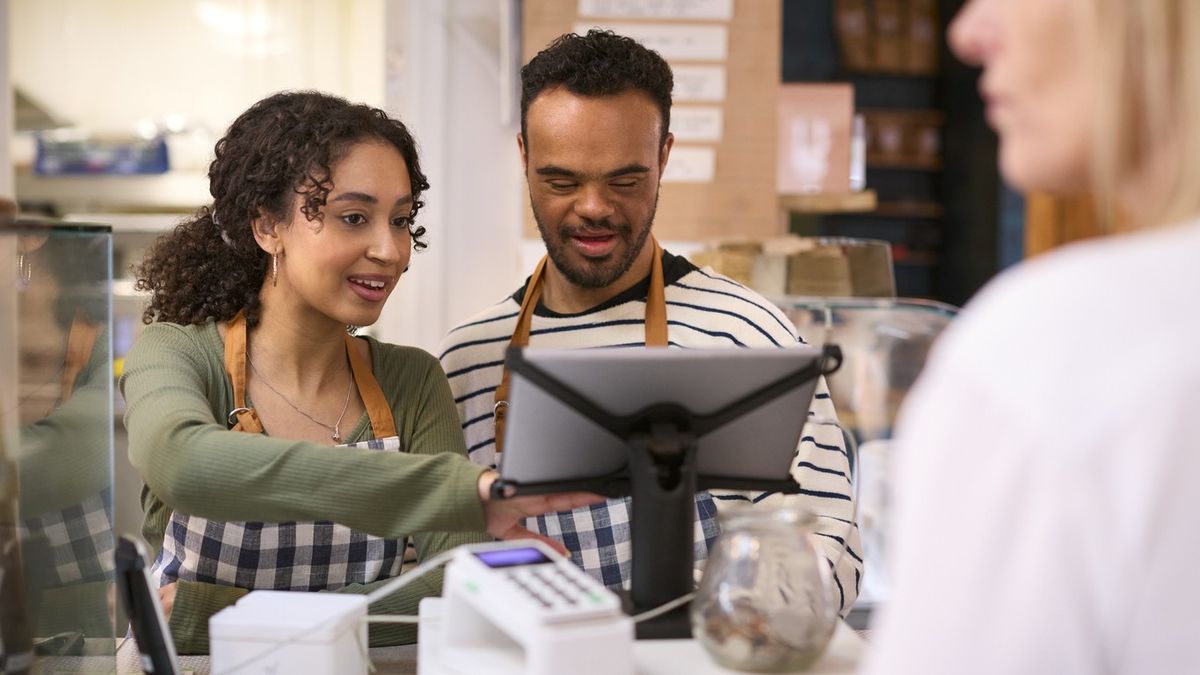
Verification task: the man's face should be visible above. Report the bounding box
[520,87,672,290]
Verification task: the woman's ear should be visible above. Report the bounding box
[250,211,281,255]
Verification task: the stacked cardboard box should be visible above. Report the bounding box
[690,237,896,298]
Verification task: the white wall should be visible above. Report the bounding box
[12,0,385,136]
[374,0,708,354]
[0,0,15,461]
[9,0,520,355]
[377,0,525,354]
[1,0,12,195]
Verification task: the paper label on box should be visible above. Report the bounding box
[662,145,716,183]
[573,22,728,61]
[578,0,733,20]
[671,106,723,142]
[672,65,726,102]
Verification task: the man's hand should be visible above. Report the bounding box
[477,470,604,556]
[157,583,177,622]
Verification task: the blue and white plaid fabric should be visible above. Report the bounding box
[19,487,115,586]
[153,437,406,591]
[529,492,721,589]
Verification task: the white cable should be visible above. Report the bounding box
[364,614,422,625]
[354,624,377,675]
[364,550,456,605]
[220,551,456,675]
[631,591,697,624]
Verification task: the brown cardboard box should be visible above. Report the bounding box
[834,0,873,71]
[785,238,896,298]
[905,0,939,74]
[690,243,761,287]
[872,0,905,71]
[862,108,943,168]
[692,237,895,298]
[777,83,855,195]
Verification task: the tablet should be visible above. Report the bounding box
[499,346,828,486]
[114,536,180,675]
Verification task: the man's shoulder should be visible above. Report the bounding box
[667,267,801,344]
[438,297,521,366]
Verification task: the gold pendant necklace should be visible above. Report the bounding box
[247,356,353,442]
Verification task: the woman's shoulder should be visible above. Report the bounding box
[954,222,1200,348]
[128,320,222,362]
[360,335,443,389]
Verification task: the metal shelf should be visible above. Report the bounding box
[16,170,209,214]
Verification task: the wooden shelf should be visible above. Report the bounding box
[841,67,939,78]
[866,154,943,171]
[780,190,877,214]
[891,250,941,266]
[873,201,944,219]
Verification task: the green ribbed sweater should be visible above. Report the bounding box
[119,321,490,653]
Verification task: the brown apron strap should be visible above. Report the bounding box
[492,257,547,455]
[511,256,549,350]
[224,311,265,434]
[60,312,100,403]
[493,238,668,454]
[223,311,397,439]
[345,333,397,438]
[644,239,668,347]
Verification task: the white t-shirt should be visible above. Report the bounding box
[861,221,1200,674]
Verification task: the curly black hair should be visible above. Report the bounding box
[135,90,430,327]
[520,29,674,148]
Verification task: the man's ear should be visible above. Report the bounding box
[517,132,529,172]
[658,132,675,176]
[250,211,282,256]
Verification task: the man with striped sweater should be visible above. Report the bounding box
[437,29,862,614]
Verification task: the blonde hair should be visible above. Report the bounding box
[1089,0,1200,228]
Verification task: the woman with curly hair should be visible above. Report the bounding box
[120,91,597,652]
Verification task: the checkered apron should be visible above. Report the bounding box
[151,313,405,592]
[529,494,721,590]
[18,315,114,586]
[498,241,721,588]
[20,488,115,586]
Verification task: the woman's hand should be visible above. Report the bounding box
[476,470,605,556]
[157,583,178,622]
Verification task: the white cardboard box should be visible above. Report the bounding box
[209,591,368,675]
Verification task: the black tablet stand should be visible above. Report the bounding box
[491,344,843,639]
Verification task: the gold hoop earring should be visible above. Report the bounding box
[272,253,279,287]
[17,250,31,285]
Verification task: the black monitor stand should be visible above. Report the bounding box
[493,345,842,639]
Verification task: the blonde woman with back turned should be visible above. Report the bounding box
[861,1,1200,673]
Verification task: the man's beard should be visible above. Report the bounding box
[532,196,657,290]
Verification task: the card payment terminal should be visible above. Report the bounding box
[418,540,633,675]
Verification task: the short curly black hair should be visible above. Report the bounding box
[520,29,674,148]
[135,90,429,327]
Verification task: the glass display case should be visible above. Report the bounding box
[776,297,958,618]
[1,217,115,672]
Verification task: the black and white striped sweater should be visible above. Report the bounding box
[438,250,863,613]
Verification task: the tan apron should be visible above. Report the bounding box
[61,312,101,402]
[153,312,407,592]
[492,238,669,454]
[223,310,397,438]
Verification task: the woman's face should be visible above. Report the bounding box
[274,140,414,329]
[950,0,1097,193]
